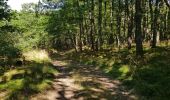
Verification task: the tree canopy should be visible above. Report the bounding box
[0,0,170,99]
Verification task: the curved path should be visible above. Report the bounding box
[31,59,137,100]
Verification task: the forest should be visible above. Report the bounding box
[0,0,170,99]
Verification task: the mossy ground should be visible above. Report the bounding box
[0,45,170,99]
[66,45,170,100]
[0,50,58,99]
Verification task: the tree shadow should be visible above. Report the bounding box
[28,47,169,99]
[0,61,57,99]
[125,47,170,99]
[61,60,136,100]
[61,47,170,99]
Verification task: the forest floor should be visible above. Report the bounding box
[1,45,170,100]
[31,53,137,100]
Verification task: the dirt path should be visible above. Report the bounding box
[31,59,137,100]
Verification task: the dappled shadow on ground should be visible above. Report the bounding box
[125,47,170,100]
[3,46,169,99]
[32,57,137,100]
[60,46,170,100]
[70,62,136,100]
[0,62,57,99]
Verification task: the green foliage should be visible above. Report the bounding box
[0,11,51,58]
[68,46,170,99]
[67,49,132,80]
[0,27,20,59]
[0,62,58,99]
[0,0,170,99]
[23,50,51,63]
[0,0,10,20]
[21,3,38,13]
[130,47,170,99]
[0,12,51,69]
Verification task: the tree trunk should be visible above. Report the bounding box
[116,0,121,49]
[98,0,103,49]
[109,0,114,44]
[152,0,160,48]
[76,0,83,52]
[135,0,143,57]
[90,0,95,51]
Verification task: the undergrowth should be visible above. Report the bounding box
[67,46,170,100]
[0,50,58,99]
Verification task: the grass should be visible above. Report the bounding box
[0,49,58,99]
[0,63,57,99]
[67,48,133,80]
[66,45,170,100]
[23,49,51,63]
[1,46,170,99]
[130,47,170,99]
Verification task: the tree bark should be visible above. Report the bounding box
[98,0,103,49]
[90,0,95,51]
[152,0,160,48]
[135,0,143,57]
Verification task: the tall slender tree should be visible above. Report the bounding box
[135,0,143,56]
[152,0,160,48]
[98,0,102,49]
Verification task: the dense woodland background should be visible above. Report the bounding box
[0,0,170,99]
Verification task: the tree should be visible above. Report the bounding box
[151,0,160,48]
[135,0,143,56]
[127,0,134,49]
[98,0,102,49]
[164,0,170,40]
[21,3,37,12]
[0,0,10,20]
[89,0,95,51]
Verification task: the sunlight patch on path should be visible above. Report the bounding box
[0,91,9,100]
[52,61,68,67]
[31,59,138,100]
[31,73,82,100]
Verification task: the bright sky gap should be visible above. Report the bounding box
[7,0,39,11]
